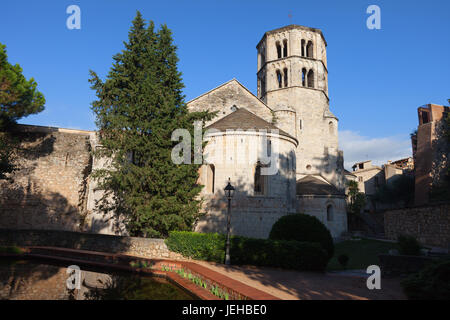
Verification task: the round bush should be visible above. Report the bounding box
[269,214,334,260]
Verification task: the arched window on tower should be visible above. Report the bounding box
[327,205,334,221]
[276,42,282,59]
[329,121,334,135]
[301,68,307,86]
[306,41,314,58]
[276,70,282,88]
[307,69,314,88]
[283,68,288,87]
[261,75,266,97]
[283,39,288,57]
[301,39,306,57]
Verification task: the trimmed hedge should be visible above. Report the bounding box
[269,214,334,260]
[165,231,329,271]
[401,259,450,300]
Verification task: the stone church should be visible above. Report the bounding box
[0,25,347,239]
[189,25,347,238]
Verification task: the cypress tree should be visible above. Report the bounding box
[89,12,212,237]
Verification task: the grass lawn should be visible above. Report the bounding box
[327,238,398,271]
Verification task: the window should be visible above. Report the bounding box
[306,41,313,58]
[358,176,363,182]
[261,75,266,96]
[276,70,282,88]
[276,42,282,59]
[329,121,334,135]
[299,119,303,130]
[283,68,288,87]
[301,39,306,57]
[307,69,314,88]
[206,164,215,194]
[254,161,267,195]
[301,68,307,86]
[327,205,334,221]
[283,39,288,57]
[267,139,272,157]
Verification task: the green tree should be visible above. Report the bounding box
[0,43,45,179]
[346,180,366,228]
[89,12,212,238]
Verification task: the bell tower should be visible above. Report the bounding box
[256,25,344,190]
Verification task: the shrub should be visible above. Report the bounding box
[166,231,329,271]
[269,214,334,260]
[398,235,421,256]
[338,254,349,268]
[401,259,450,300]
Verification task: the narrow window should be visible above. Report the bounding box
[299,119,303,130]
[301,68,307,86]
[307,69,314,88]
[358,176,363,182]
[307,41,313,58]
[301,39,306,57]
[254,161,267,195]
[329,121,334,135]
[267,139,272,157]
[206,164,215,194]
[276,70,282,88]
[276,42,282,59]
[283,68,288,87]
[327,205,334,221]
[283,39,288,57]
[261,75,266,96]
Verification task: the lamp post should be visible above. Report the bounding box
[224,178,235,265]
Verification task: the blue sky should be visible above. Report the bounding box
[1,0,449,168]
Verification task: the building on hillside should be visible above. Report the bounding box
[412,103,449,205]
[351,160,384,196]
[189,25,348,238]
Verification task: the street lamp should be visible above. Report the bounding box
[224,178,235,265]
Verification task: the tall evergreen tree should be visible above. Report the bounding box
[0,43,45,179]
[89,12,212,238]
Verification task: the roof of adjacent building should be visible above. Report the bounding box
[296,175,343,196]
[206,108,296,141]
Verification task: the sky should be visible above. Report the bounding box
[1,0,449,169]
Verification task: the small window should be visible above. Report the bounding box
[283,68,288,87]
[254,161,268,195]
[283,39,288,57]
[299,119,303,130]
[307,69,314,88]
[307,41,313,58]
[276,70,282,88]
[276,42,282,59]
[329,121,334,135]
[301,39,306,57]
[301,68,307,86]
[358,176,363,182]
[206,164,215,194]
[327,205,334,221]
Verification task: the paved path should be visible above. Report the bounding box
[197,261,406,300]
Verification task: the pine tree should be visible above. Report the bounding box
[0,43,45,179]
[89,12,212,238]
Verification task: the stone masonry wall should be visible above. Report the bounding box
[0,229,184,260]
[0,125,94,232]
[384,203,450,248]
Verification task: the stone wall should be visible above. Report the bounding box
[0,229,184,260]
[384,203,450,248]
[0,125,125,235]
